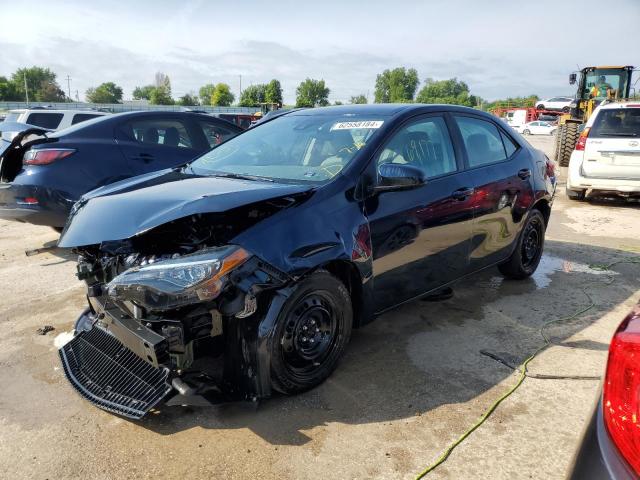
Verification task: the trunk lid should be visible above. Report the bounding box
[0,123,52,182]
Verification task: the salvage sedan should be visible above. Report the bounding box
[56,104,556,418]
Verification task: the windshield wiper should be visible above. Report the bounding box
[211,172,274,182]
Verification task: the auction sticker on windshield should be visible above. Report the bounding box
[331,120,384,131]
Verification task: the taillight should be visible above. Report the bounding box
[603,305,640,475]
[545,157,555,178]
[575,127,590,151]
[23,148,75,165]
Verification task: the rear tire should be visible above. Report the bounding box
[566,189,586,201]
[555,122,579,167]
[498,209,546,279]
[537,104,545,110]
[562,106,570,113]
[270,270,352,395]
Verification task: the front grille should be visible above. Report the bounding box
[59,326,172,419]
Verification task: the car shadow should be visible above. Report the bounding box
[25,239,76,265]
[137,239,638,445]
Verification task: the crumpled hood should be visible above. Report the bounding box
[58,169,313,247]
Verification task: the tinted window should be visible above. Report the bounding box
[500,130,518,157]
[197,121,239,148]
[71,113,103,125]
[454,116,508,167]
[26,113,63,129]
[120,118,193,148]
[591,108,640,138]
[378,116,456,178]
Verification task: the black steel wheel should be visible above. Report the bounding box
[498,209,546,279]
[270,271,352,394]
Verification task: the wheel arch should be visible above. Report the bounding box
[533,198,551,226]
[319,259,364,328]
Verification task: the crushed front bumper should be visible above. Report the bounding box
[59,314,173,419]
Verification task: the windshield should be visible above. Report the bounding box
[591,108,640,138]
[581,68,630,100]
[189,114,386,184]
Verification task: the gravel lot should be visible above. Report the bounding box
[1,134,639,479]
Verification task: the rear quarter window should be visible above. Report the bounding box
[26,113,63,129]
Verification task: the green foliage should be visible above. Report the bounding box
[149,86,174,105]
[10,66,66,102]
[199,84,216,105]
[132,85,155,100]
[264,79,283,105]
[0,76,19,101]
[239,84,267,107]
[349,94,367,104]
[85,82,123,103]
[295,78,330,107]
[211,83,235,106]
[484,95,539,111]
[416,78,480,107]
[177,92,200,106]
[374,67,419,103]
[333,100,343,105]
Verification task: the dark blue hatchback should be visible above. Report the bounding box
[0,111,242,229]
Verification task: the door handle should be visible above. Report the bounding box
[452,187,474,200]
[517,168,531,180]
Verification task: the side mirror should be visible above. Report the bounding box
[374,163,427,192]
[569,73,577,85]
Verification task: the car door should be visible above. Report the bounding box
[451,114,535,272]
[116,115,201,175]
[365,114,476,313]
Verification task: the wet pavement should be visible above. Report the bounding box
[1,135,639,479]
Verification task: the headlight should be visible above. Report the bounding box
[107,246,249,311]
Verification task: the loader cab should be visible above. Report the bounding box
[576,66,633,101]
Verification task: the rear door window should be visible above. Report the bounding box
[26,113,63,129]
[454,116,510,167]
[197,120,240,148]
[120,118,194,148]
[71,113,103,125]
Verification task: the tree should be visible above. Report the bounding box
[199,84,216,105]
[333,100,343,105]
[11,66,66,102]
[149,86,174,105]
[0,76,19,101]
[155,72,171,92]
[350,94,367,104]
[296,78,330,107]
[374,67,419,103]
[211,83,235,106]
[177,92,200,106]
[264,79,283,105]
[484,95,539,112]
[85,82,123,103]
[416,78,480,107]
[132,85,155,100]
[239,84,267,107]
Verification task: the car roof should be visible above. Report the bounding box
[597,101,640,110]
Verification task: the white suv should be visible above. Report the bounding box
[566,102,640,200]
[1,109,108,140]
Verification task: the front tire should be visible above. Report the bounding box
[270,270,353,395]
[523,129,531,135]
[537,104,545,110]
[498,209,546,279]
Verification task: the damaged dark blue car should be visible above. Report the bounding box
[56,104,556,418]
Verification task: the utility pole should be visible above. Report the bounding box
[66,75,72,101]
[23,72,29,104]
[75,90,79,102]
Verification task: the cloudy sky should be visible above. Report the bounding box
[2,0,639,104]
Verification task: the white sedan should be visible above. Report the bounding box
[567,102,640,200]
[516,121,556,135]
[535,97,573,112]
